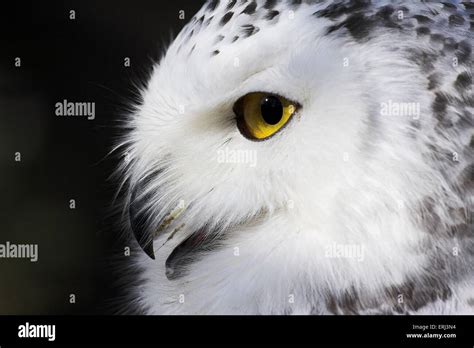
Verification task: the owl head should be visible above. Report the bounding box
[118,0,473,314]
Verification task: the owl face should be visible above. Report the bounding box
[134,8,368,227]
[121,0,473,314]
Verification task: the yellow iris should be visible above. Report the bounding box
[234,92,298,140]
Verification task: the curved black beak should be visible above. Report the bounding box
[129,183,156,259]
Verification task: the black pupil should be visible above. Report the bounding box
[260,96,283,125]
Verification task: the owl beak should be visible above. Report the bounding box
[135,232,155,259]
[129,179,219,279]
[129,185,156,259]
[129,181,187,260]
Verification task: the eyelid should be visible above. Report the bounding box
[228,67,295,104]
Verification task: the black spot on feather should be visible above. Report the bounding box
[326,13,376,41]
[441,2,457,10]
[428,73,439,90]
[417,27,430,36]
[454,72,472,91]
[455,40,472,65]
[241,1,257,15]
[413,15,433,24]
[220,11,234,26]
[463,1,474,10]
[227,0,237,10]
[316,1,372,20]
[444,37,457,50]
[449,14,465,26]
[241,24,260,37]
[376,5,395,20]
[265,10,279,20]
[207,0,220,11]
[264,0,277,10]
[432,92,449,119]
[430,33,445,43]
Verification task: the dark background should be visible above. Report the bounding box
[0,0,204,314]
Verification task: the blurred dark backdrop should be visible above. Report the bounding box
[0,0,204,314]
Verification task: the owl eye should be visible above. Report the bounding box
[234,92,299,140]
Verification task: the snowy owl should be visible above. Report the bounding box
[116,0,473,314]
